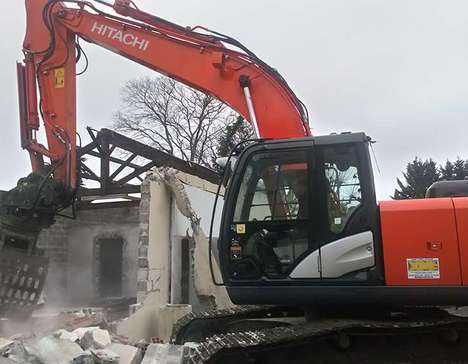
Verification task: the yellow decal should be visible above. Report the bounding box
[236,224,246,234]
[407,258,440,279]
[54,68,65,88]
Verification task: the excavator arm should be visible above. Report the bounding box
[11,0,311,226]
[10,0,311,230]
[0,0,310,313]
[20,0,310,189]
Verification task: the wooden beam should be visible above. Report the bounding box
[85,150,141,170]
[78,128,220,199]
[110,153,137,180]
[100,133,110,194]
[87,127,103,154]
[80,163,100,181]
[116,161,157,186]
[98,128,220,184]
[78,140,97,157]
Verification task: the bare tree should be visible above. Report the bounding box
[114,76,251,167]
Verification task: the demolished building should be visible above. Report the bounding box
[117,166,233,342]
[29,128,231,342]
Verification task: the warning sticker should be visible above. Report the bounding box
[54,68,65,88]
[407,258,440,279]
[236,224,246,234]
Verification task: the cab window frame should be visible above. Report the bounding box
[227,147,316,279]
[316,143,366,240]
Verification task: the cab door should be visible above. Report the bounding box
[225,147,320,281]
[317,143,377,280]
[290,142,378,281]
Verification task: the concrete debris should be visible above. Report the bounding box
[2,341,35,364]
[106,343,140,364]
[23,336,84,364]
[6,335,23,342]
[157,305,192,344]
[0,309,104,341]
[0,323,148,364]
[54,329,79,343]
[109,333,131,346]
[0,339,14,355]
[81,329,111,350]
[0,357,16,364]
[71,351,95,364]
[72,327,100,341]
[90,349,120,364]
[141,343,188,364]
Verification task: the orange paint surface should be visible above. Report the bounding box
[380,198,461,286]
[453,198,468,285]
[21,0,311,191]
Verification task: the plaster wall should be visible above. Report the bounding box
[171,183,223,237]
[118,177,173,341]
[169,182,224,306]
[118,169,232,341]
[152,169,231,310]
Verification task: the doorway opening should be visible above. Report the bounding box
[98,237,123,298]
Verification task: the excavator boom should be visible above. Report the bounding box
[20,0,310,192]
[0,0,310,315]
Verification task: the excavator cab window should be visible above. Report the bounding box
[222,134,380,286]
[323,146,362,234]
[228,150,310,279]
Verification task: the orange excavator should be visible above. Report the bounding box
[4,0,468,361]
[4,0,310,314]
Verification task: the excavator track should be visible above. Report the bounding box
[172,305,298,344]
[173,306,468,364]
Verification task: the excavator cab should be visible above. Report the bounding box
[218,132,382,304]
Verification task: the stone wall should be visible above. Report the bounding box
[37,216,71,305]
[37,205,140,306]
[135,179,151,305]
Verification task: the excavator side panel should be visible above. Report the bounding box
[380,198,461,285]
[453,198,468,285]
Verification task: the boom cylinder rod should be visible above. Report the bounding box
[242,86,260,138]
[240,75,260,138]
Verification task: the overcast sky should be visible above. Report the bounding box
[1,0,467,199]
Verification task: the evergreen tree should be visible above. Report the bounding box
[392,158,440,199]
[215,115,254,158]
[440,158,468,180]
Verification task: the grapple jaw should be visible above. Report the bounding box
[0,173,73,317]
[0,173,72,236]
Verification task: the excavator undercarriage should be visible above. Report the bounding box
[172,305,468,364]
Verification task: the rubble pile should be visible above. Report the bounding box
[0,326,144,364]
[0,309,190,364]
